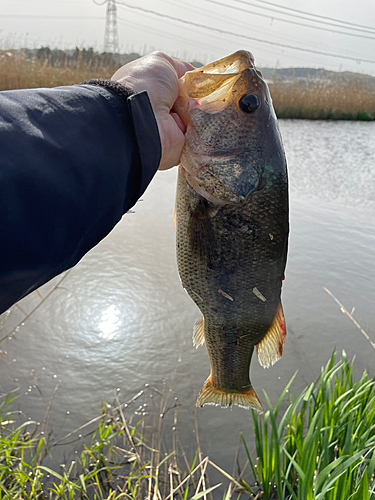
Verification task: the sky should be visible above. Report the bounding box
[1,0,375,75]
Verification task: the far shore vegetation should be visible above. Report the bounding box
[1,47,375,121]
[0,351,374,499]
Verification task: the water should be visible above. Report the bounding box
[0,119,374,480]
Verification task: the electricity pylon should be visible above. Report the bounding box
[104,0,119,54]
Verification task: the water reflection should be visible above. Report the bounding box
[282,120,375,207]
[0,119,374,475]
[98,305,121,340]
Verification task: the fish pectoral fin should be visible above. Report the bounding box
[193,316,205,348]
[196,376,263,412]
[188,199,215,262]
[256,302,287,369]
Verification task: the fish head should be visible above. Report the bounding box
[175,50,284,205]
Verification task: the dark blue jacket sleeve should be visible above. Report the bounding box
[0,83,161,314]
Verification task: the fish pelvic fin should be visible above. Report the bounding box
[256,302,286,369]
[193,316,205,348]
[196,376,263,412]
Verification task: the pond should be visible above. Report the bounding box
[0,119,374,480]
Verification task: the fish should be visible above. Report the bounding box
[174,50,289,412]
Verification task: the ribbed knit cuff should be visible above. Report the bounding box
[79,78,135,104]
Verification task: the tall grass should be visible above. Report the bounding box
[270,79,375,120]
[1,49,374,120]
[241,352,375,499]
[0,49,118,90]
[0,384,238,499]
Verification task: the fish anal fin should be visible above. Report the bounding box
[196,375,263,412]
[256,302,286,369]
[193,316,205,348]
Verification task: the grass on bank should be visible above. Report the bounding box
[242,352,375,500]
[0,49,374,120]
[0,49,117,90]
[0,352,374,499]
[269,79,375,121]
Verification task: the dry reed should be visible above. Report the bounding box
[0,49,118,90]
[1,49,374,120]
[269,78,375,120]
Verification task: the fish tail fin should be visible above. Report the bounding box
[196,375,263,412]
[193,316,205,348]
[256,302,286,369]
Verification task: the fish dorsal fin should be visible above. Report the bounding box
[193,316,205,348]
[196,375,263,412]
[256,303,286,369]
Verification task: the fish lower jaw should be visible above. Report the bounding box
[181,167,244,206]
[196,376,263,412]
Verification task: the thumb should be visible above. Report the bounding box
[169,59,195,79]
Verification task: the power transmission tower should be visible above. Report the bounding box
[104,0,119,54]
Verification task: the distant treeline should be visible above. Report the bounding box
[2,46,139,71]
[1,47,374,120]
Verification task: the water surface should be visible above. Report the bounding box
[0,119,374,480]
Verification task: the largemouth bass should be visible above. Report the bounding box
[174,51,289,411]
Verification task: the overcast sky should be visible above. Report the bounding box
[1,0,375,75]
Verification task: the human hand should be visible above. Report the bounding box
[111,52,194,170]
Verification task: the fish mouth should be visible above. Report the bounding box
[192,50,255,75]
[176,50,264,119]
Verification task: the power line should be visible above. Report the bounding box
[117,10,332,69]
[229,0,375,34]
[0,14,103,19]
[115,1,375,64]
[157,0,337,55]
[203,0,375,40]
[251,0,375,33]
[119,1,329,64]
[117,17,229,55]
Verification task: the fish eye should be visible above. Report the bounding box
[239,94,259,113]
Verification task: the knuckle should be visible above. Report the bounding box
[151,51,169,59]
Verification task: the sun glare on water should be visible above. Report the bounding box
[98,304,121,340]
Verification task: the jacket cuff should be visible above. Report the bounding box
[80,79,162,199]
[127,91,161,198]
[80,78,135,100]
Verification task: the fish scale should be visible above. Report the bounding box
[174,51,289,411]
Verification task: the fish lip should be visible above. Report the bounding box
[180,139,260,204]
[181,166,255,206]
[183,50,255,78]
[182,167,236,206]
